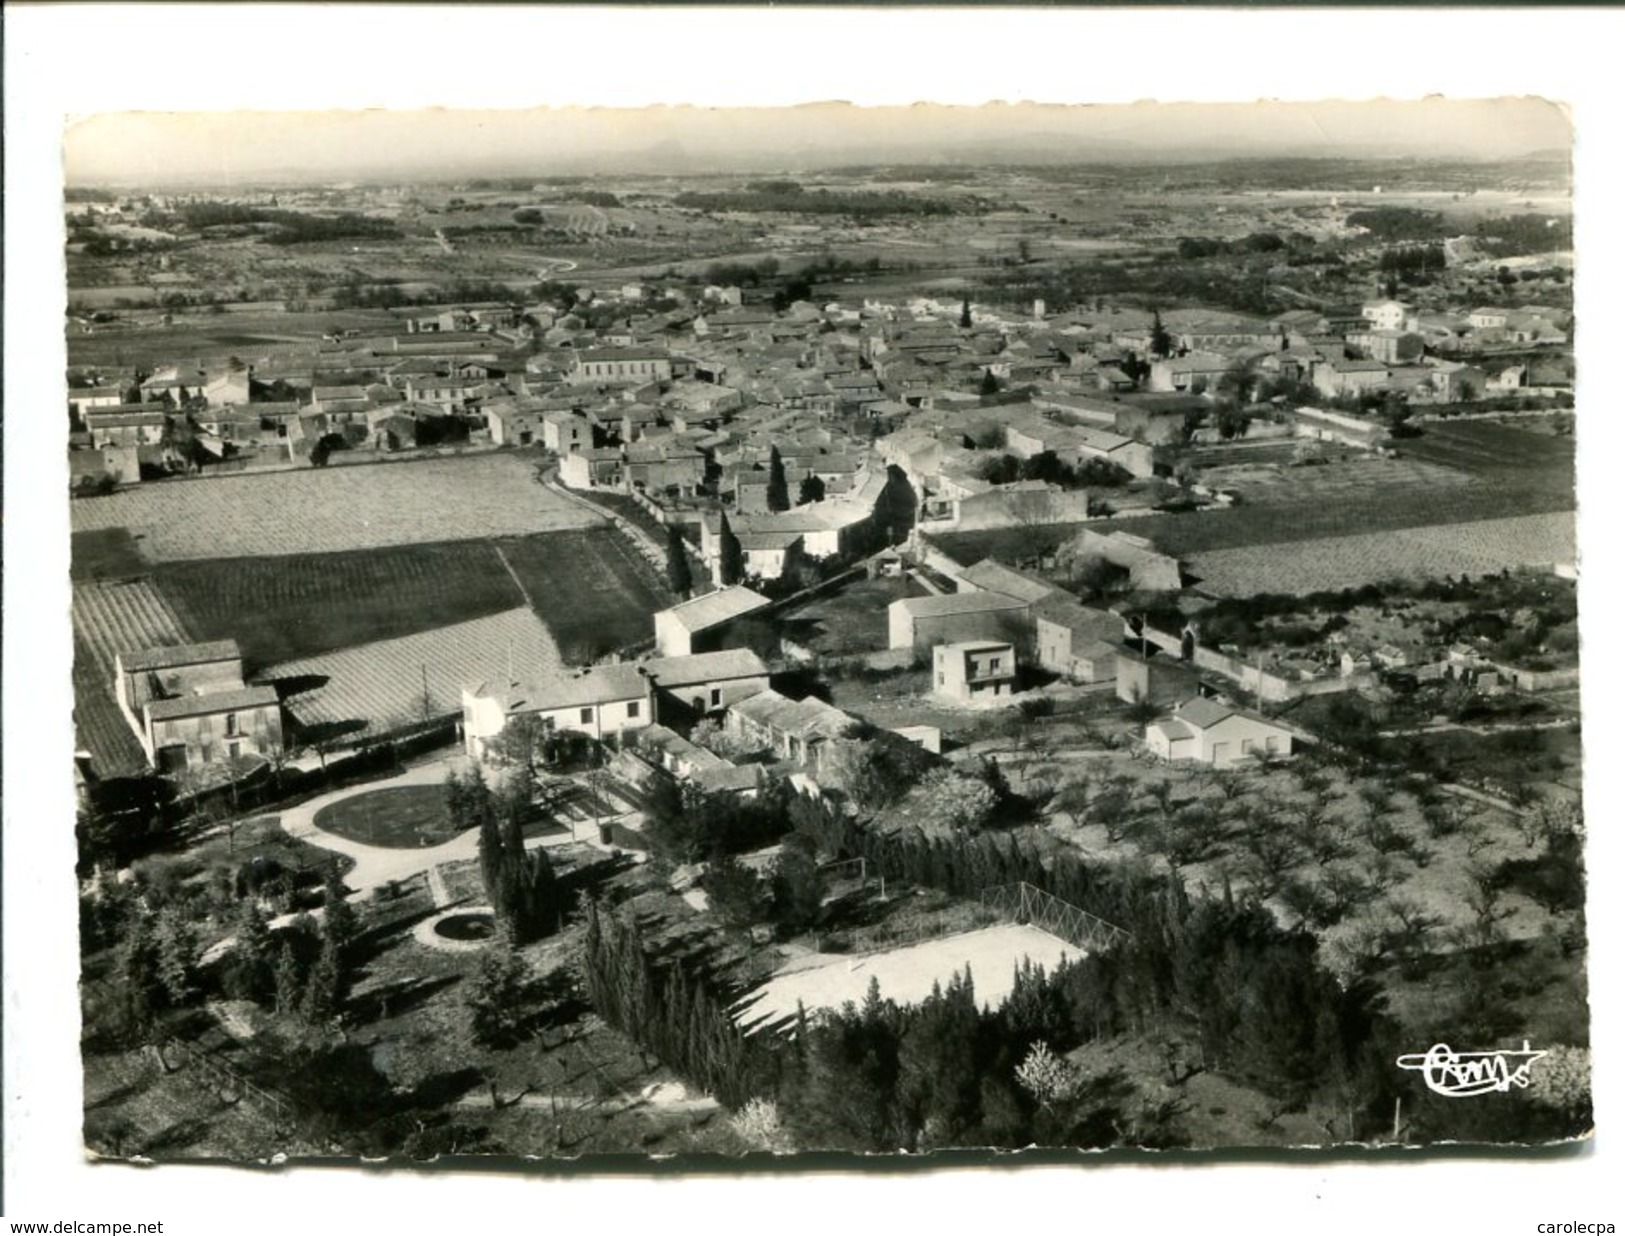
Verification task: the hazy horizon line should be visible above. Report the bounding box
[64,98,1572,189]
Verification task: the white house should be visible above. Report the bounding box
[1361,299,1412,331]
[462,663,652,760]
[933,640,1018,702]
[1144,697,1295,767]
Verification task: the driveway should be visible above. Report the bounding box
[276,754,614,901]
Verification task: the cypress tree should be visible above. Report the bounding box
[717,513,745,586]
[766,445,790,513]
[322,868,359,960]
[301,936,343,1026]
[467,936,529,1049]
[666,523,693,597]
[1150,309,1173,359]
[152,906,198,1007]
[117,910,163,1035]
[273,942,302,1018]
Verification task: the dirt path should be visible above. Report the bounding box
[540,470,665,566]
[273,756,608,899]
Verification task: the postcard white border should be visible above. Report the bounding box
[6,7,1623,1233]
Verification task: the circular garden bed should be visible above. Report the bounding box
[313,785,462,849]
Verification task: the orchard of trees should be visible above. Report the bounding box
[582,769,1589,1149]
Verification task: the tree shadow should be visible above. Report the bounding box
[136,1116,218,1157]
[348,974,463,1025]
[352,903,445,963]
[267,673,331,701]
[294,717,371,748]
[402,1066,486,1110]
[83,1078,152,1112]
[518,968,592,1034]
[560,852,638,902]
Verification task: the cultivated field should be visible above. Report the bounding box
[732,924,1078,1033]
[1197,454,1471,507]
[69,454,600,561]
[154,541,526,670]
[73,578,191,677]
[1396,417,1577,475]
[498,528,672,662]
[270,606,560,742]
[72,579,194,778]
[71,528,151,581]
[1187,511,1576,596]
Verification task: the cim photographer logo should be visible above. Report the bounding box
[1396,1041,1547,1097]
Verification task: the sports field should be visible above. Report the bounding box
[69,453,600,560]
[732,924,1077,1033]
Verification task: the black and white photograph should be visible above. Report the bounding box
[6,6,1623,1233]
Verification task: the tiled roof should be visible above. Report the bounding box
[1173,697,1234,729]
[637,723,731,772]
[1149,717,1196,743]
[693,763,763,794]
[737,529,805,551]
[509,663,650,714]
[893,592,1026,620]
[574,347,671,364]
[85,409,167,426]
[959,559,1058,606]
[660,585,772,633]
[147,684,278,722]
[639,648,770,687]
[121,640,242,673]
[729,688,856,743]
[1034,597,1124,642]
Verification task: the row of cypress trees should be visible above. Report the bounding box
[581,899,770,1109]
[580,784,1407,1142]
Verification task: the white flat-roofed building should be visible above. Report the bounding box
[933,639,1018,702]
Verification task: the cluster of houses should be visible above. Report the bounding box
[75,272,1573,796]
[456,528,1305,809]
[68,276,1571,520]
[1146,299,1570,407]
[460,631,874,799]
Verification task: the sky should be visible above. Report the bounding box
[64,97,1573,187]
